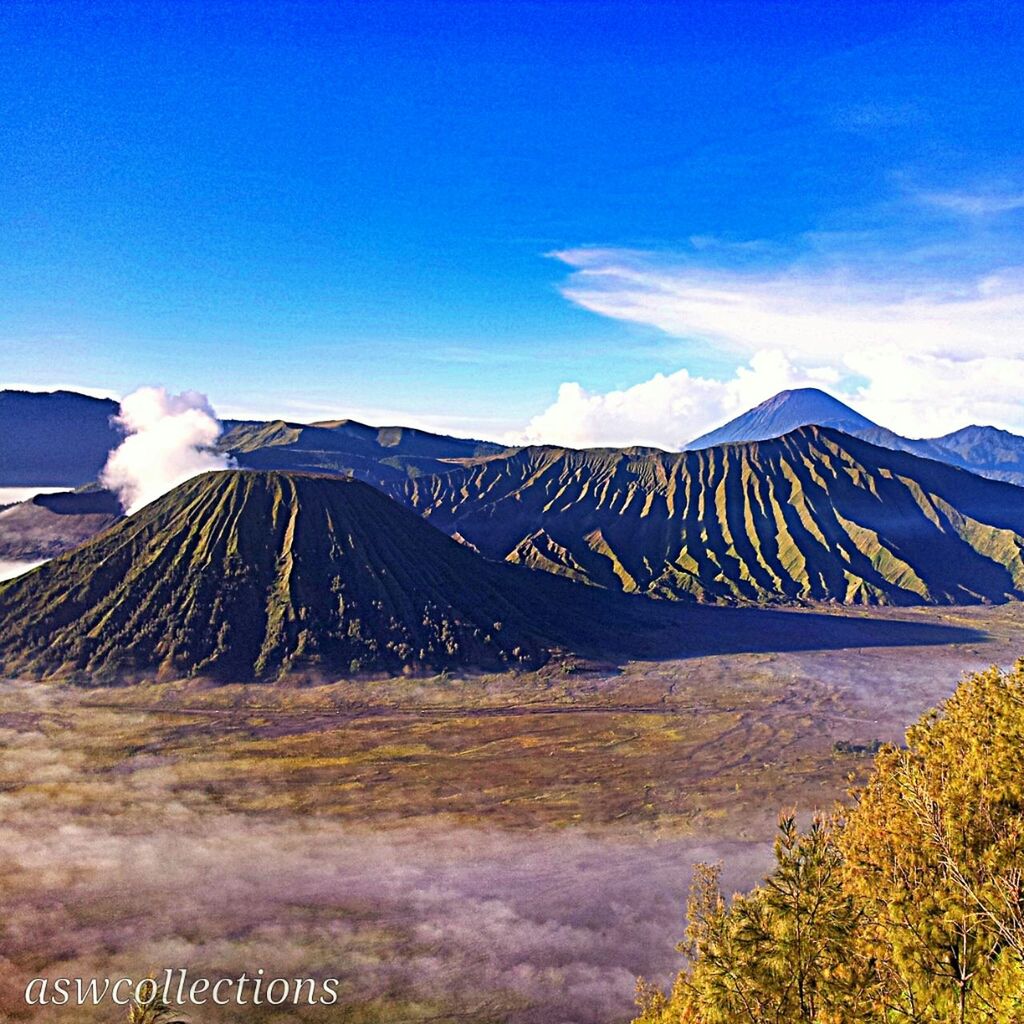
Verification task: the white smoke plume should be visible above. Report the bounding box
[101,387,233,513]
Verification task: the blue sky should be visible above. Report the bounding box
[3,0,1023,444]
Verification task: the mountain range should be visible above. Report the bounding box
[394,425,1024,605]
[6,386,1021,496]
[1,387,1023,613]
[0,390,122,487]
[0,399,506,560]
[0,392,503,492]
[690,388,1024,486]
[219,417,505,481]
[0,468,985,682]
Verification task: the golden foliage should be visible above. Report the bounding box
[636,660,1024,1024]
[126,979,188,1024]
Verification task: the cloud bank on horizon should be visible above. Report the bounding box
[101,387,233,513]
[514,235,1024,450]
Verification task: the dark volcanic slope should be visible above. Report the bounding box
[0,471,629,683]
[220,418,506,483]
[396,426,1024,606]
[0,414,505,560]
[0,390,121,486]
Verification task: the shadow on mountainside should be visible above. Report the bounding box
[543,586,988,664]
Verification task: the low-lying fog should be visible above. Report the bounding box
[1,800,769,1022]
[0,487,67,505]
[0,679,775,1023]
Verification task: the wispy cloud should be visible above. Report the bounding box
[552,248,1024,360]
[921,189,1024,216]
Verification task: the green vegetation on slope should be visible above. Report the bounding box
[10,421,1024,604]
[0,471,592,682]
[1,466,981,684]
[396,426,1024,605]
[635,659,1024,1024]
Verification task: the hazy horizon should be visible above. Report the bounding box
[5,380,1018,455]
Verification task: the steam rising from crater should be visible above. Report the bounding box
[101,387,233,513]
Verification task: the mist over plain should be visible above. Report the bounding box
[3,608,1022,1022]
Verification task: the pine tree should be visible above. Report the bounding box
[633,660,1024,1024]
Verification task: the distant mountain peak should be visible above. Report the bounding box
[935,423,1013,441]
[688,388,878,449]
[751,386,854,409]
[927,423,1024,482]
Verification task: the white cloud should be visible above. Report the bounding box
[514,249,1024,447]
[514,371,719,450]
[847,350,1024,438]
[101,387,233,513]
[513,351,839,450]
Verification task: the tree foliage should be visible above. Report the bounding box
[636,660,1024,1024]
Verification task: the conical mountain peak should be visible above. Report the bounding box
[0,470,568,682]
[689,388,878,449]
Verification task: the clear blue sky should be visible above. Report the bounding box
[3,1,1023,441]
